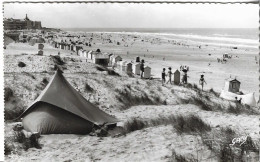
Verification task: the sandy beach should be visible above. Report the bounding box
[4,29,260,161]
[5,31,259,98]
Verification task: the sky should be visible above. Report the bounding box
[3,2,259,28]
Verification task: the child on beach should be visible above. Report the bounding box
[162,68,166,85]
[166,67,173,84]
[199,75,207,91]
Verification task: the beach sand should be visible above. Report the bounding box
[5,32,259,98]
[4,31,260,161]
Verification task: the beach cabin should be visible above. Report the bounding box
[73,45,77,52]
[224,78,240,93]
[76,46,83,55]
[61,43,65,50]
[107,53,114,66]
[38,43,44,50]
[93,54,109,67]
[119,61,127,71]
[70,44,74,51]
[83,50,87,57]
[87,51,93,59]
[65,44,70,50]
[133,63,141,75]
[29,37,37,46]
[143,66,151,79]
[78,49,84,57]
[38,50,43,55]
[126,63,133,75]
[174,70,180,85]
[112,55,123,66]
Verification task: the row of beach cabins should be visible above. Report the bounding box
[47,39,152,79]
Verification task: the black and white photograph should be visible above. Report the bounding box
[2,0,260,161]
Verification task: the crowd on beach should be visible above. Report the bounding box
[160,65,206,91]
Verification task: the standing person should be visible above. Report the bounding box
[199,75,207,91]
[162,68,166,85]
[140,59,145,78]
[166,67,173,84]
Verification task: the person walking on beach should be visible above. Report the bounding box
[199,75,207,91]
[166,67,173,84]
[162,68,166,85]
[140,59,145,78]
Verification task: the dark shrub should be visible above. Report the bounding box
[186,96,212,111]
[209,88,219,96]
[4,142,12,155]
[42,78,49,85]
[123,118,147,134]
[116,89,157,110]
[51,55,65,65]
[186,83,193,89]
[193,84,198,89]
[18,62,26,67]
[107,69,120,76]
[4,87,13,102]
[173,115,211,134]
[85,83,94,92]
[96,66,106,71]
[5,105,24,121]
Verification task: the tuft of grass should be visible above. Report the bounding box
[122,118,147,134]
[4,87,13,102]
[204,94,211,101]
[122,115,210,135]
[209,88,219,97]
[5,105,25,121]
[219,145,235,162]
[115,88,159,110]
[180,96,213,111]
[227,103,259,115]
[186,83,193,89]
[171,151,192,162]
[85,83,94,92]
[173,115,211,134]
[42,77,49,85]
[24,72,36,79]
[193,84,199,90]
[157,86,162,92]
[96,66,106,71]
[149,115,176,126]
[107,69,120,76]
[4,141,13,155]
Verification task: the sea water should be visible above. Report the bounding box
[61,28,258,49]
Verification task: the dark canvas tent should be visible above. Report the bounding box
[20,70,119,134]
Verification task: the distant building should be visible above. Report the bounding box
[4,14,42,30]
[224,78,240,93]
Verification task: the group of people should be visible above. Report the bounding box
[161,66,207,91]
[161,67,173,85]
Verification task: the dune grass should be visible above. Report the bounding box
[115,87,166,110]
[122,114,211,135]
[4,87,13,102]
